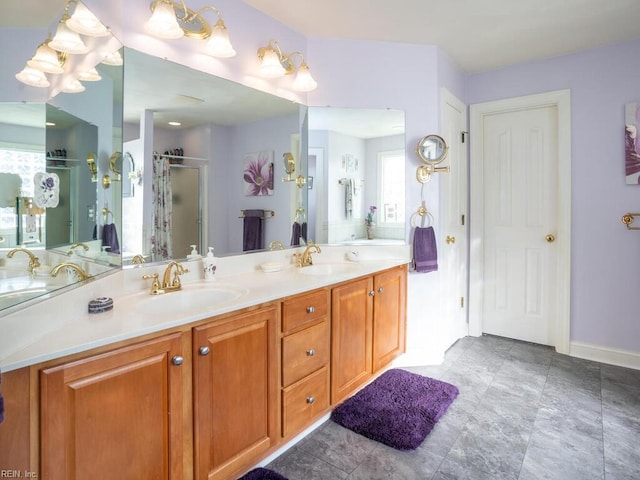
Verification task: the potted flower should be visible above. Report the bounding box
[365,205,377,239]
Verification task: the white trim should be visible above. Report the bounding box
[571,342,640,371]
[469,89,572,355]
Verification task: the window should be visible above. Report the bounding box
[377,150,405,224]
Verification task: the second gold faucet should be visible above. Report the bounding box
[142,261,190,295]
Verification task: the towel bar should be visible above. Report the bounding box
[239,209,275,219]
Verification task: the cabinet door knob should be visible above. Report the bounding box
[171,355,184,366]
[306,396,315,404]
[369,290,375,297]
[306,349,315,356]
[306,306,315,314]
[199,346,210,356]
[378,286,384,294]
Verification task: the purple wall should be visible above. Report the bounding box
[466,37,640,352]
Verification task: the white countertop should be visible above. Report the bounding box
[0,244,410,372]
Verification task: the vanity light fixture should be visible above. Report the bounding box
[145,0,236,58]
[101,49,124,66]
[49,14,90,54]
[15,67,50,88]
[26,40,66,74]
[65,1,110,37]
[62,79,86,93]
[257,39,317,92]
[78,67,102,82]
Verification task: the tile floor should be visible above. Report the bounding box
[266,335,640,479]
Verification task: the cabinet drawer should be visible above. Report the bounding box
[282,321,329,387]
[282,366,329,438]
[282,289,328,333]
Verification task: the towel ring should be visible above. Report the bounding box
[411,206,434,228]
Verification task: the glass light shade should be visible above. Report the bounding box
[26,43,64,74]
[202,19,236,58]
[144,1,184,39]
[62,79,86,93]
[49,18,90,54]
[66,2,109,37]
[78,67,102,81]
[15,66,50,88]
[102,50,123,66]
[292,62,318,92]
[259,48,286,78]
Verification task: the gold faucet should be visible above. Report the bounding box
[269,240,285,251]
[142,261,189,295]
[51,262,91,281]
[7,247,41,274]
[67,242,89,256]
[131,254,146,265]
[293,240,321,267]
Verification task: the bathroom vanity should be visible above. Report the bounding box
[0,245,408,480]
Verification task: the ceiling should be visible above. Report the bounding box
[7,0,640,73]
[244,0,640,73]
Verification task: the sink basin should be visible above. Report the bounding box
[129,284,248,315]
[298,263,361,276]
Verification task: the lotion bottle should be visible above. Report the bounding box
[187,244,201,260]
[202,247,217,281]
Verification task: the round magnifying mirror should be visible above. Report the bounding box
[416,134,448,165]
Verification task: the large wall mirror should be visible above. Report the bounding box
[121,48,308,262]
[0,1,123,313]
[307,107,406,245]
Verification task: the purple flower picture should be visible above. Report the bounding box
[243,150,274,196]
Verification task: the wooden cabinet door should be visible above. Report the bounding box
[40,333,185,480]
[193,305,277,480]
[372,265,407,372]
[331,276,373,405]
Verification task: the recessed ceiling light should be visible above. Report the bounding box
[168,121,181,126]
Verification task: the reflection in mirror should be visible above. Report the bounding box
[121,48,306,262]
[417,134,448,164]
[308,107,406,245]
[0,0,124,313]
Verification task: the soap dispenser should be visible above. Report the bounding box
[187,244,201,260]
[202,247,217,281]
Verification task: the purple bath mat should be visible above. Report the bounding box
[237,467,288,480]
[330,368,459,450]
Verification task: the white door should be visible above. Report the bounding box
[440,89,469,343]
[469,90,571,352]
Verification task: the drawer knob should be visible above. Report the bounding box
[378,286,384,294]
[306,396,315,405]
[369,290,375,297]
[171,355,184,366]
[306,349,315,357]
[306,306,315,314]
[199,346,210,356]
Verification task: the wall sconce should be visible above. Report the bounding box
[86,152,98,183]
[281,152,306,188]
[144,0,236,58]
[257,39,318,92]
[15,0,121,90]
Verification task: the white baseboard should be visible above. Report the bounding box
[393,348,445,367]
[570,341,640,370]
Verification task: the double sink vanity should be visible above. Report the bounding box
[0,243,409,480]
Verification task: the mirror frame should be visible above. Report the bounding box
[417,134,448,165]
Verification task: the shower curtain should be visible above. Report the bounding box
[151,155,172,261]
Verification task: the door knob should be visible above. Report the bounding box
[446,235,456,244]
[545,234,556,243]
[199,346,210,356]
[171,355,184,366]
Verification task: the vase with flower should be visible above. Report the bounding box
[365,205,377,239]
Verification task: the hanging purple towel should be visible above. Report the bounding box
[413,226,438,273]
[102,223,120,254]
[243,209,264,251]
[290,221,302,246]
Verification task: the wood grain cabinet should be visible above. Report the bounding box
[193,305,277,480]
[331,265,407,404]
[280,289,331,439]
[40,332,186,480]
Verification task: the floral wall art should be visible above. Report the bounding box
[625,102,640,184]
[243,150,274,196]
